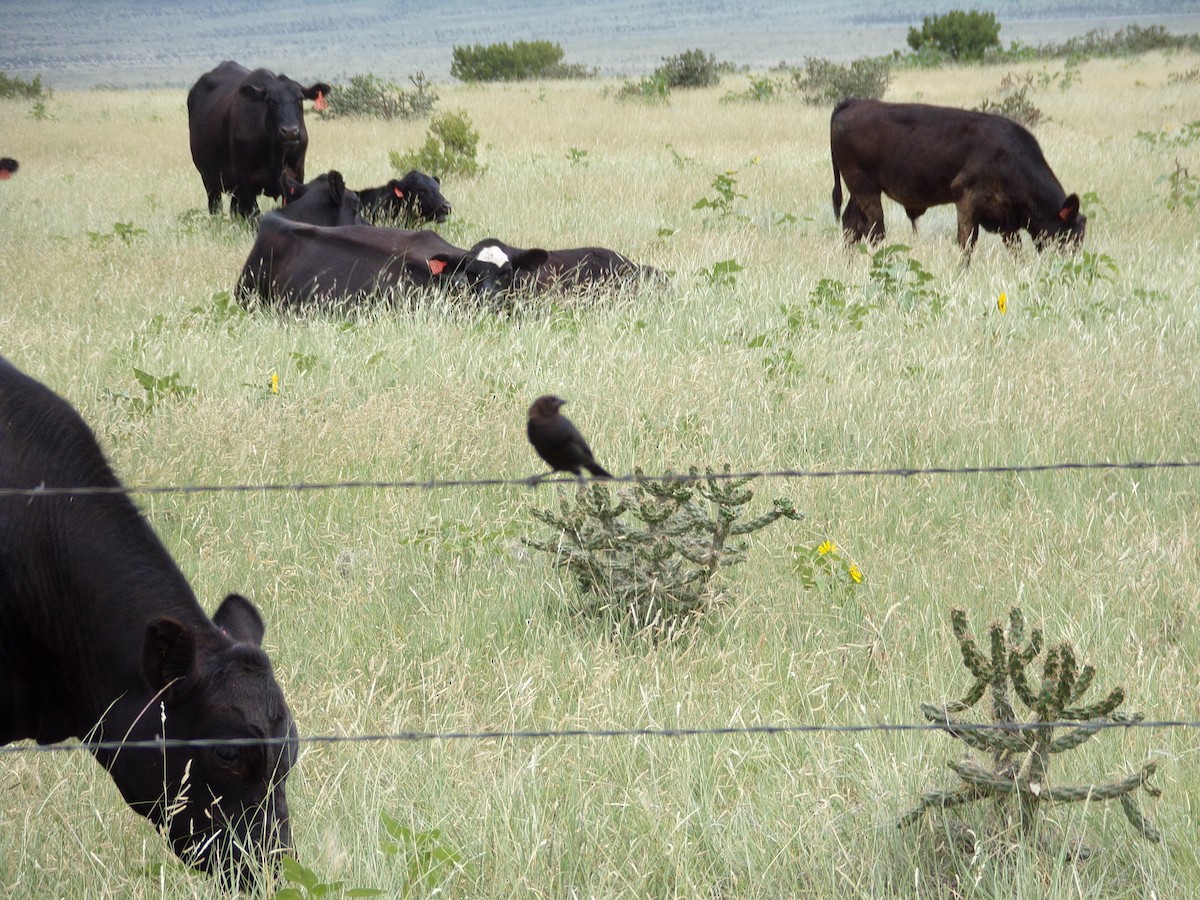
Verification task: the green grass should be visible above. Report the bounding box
[2,53,1200,897]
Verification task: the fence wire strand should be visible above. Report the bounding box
[2,718,1198,757]
[1,458,1197,498]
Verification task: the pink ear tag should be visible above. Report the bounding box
[314,90,328,111]
[428,259,447,275]
[393,186,404,199]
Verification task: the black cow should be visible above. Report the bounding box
[356,170,451,225]
[188,60,331,218]
[830,98,1085,252]
[0,356,297,885]
[0,157,18,179]
[278,170,364,226]
[236,220,548,308]
[467,239,665,292]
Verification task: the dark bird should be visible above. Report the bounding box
[526,394,612,480]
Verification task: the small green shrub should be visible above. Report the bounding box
[527,471,802,639]
[692,169,749,222]
[721,75,786,104]
[0,70,47,99]
[451,40,571,82]
[654,49,722,89]
[1136,119,1200,148]
[106,368,197,415]
[974,75,1044,128]
[792,57,892,104]
[906,9,1002,61]
[319,72,437,120]
[1155,162,1199,211]
[380,812,465,893]
[389,110,481,178]
[614,73,671,104]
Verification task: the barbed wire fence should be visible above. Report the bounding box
[3,456,1198,757]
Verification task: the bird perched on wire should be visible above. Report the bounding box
[526,394,613,481]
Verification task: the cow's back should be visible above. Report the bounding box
[0,357,196,744]
[187,61,249,173]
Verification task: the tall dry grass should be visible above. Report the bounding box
[1,52,1199,897]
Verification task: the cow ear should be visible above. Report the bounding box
[281,173,303,201]
[143,618,195,690]
[1059,194,1081,223]
[213,593,266,646]
[514,249,550,271]
[239,84,267,102]
[303,83,333,101]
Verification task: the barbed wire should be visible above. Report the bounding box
[2,717,1197,757]
[1,458,1197,498]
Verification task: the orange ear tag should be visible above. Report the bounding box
[314,91,328,111]
[428,259,447,275]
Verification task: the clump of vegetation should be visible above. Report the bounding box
[0,70,47,99]
[1051,24,1200,59]
[975,80,1044,128]
[613,73,672,104]
[721,74,786,104]
[692,168,749,222]
[450,40,590,82]
[864,244,947,316]
[791,56,892,104]
[527,470,802,639]
[1136,119,1200,148]
[318,73,438,120]
[900,607,1161,856]
[389,110,481,178]
[106,367,197,415]
[653,49,724,89]
[1154,161,1198,212]
[907,9,1002,62]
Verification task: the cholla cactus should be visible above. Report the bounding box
[900,607,1160,844]
[527,467,802,637]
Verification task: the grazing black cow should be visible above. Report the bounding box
[356,170,451,225]
[0,157,18,179]
[0,356,297,885]
[467,239,665,292]
[278,170,364,226]
[830,98,1085,252]
[236,219,548,308]
[187,60,331,218]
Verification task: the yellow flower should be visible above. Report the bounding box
[817,540,836,556]
[848,564,863,584]
[270,371,280,394]
[997,292,1008,314]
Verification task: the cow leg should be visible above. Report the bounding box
[230,187,261,220]
[841,194,884,245]
[206,186,223,216]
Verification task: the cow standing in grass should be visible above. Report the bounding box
[0,355,297,886]
[830,98,1085,253]
[188,60,331,218]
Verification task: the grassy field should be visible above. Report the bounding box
[2,51,1200,898]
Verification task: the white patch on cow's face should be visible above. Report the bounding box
[475,246,510,269]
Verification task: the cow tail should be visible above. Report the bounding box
[832,158,844,223]
[830,99,851,224]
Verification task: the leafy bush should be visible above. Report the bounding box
[527,471,802,640]
[792,56,892,104]
[653,49,722,89]
[975,85,1042,127]
[907,9,1002,61]
[0,70,47,99]
[319,73,437,120]
[450,40,576,82]
[614,73,671,104]
[721,75,786,104]
[389,110,481,179]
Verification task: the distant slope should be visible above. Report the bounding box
[3,0,1198,89]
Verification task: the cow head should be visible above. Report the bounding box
[236,74,331,151]
[100,593,297,887]
[280,170,364,226]
[1036,193,1086,250]
[436,240,549,298]
[391,171,452,224]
